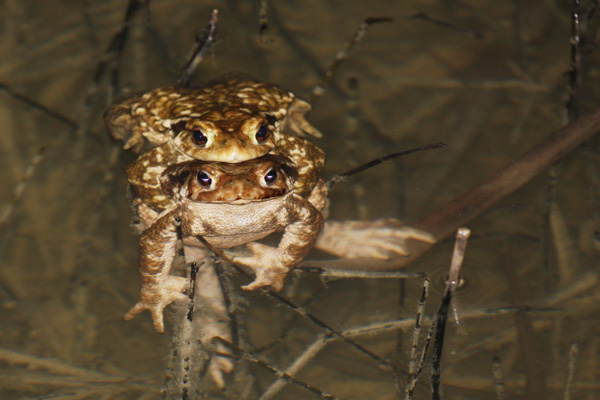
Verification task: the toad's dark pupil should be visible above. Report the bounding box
[264,168,278,184]
[192,128,208,145]
[197,172,212,187]
[256,125,269,142]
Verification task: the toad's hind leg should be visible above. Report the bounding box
[124,210,188,333]
[316,219,435,259]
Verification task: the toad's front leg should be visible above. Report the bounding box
[124,210,188,333]
[234,196,324,291]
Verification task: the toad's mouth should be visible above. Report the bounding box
[188,186,288,202]
[173,135,273,163]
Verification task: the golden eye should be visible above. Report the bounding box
[192,128,208,146]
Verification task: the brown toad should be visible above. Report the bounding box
[105,77,326,211]
[125,155,324,333]
[105,77,321,152]
[125,155,435,333]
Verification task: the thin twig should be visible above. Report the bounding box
[343,76,369,219]
[251,283,327,357]
[177,9,218,88]
[187,262,199,321]
[257,0,269,35]
[0,147,45,227]
[325,142,446,190]
[166,259,212,399]
[0,349,123,381]
[501,246,548,399]
[303,266,424,280]
[365,77,549,92]
[414,314,436,393]
[393,277,407,398]
[566,0,582,121]
[405,278,430,400]
[563,342,579,400]
[172,256,198,399]
[75,0,146,159]
[215,337,338,399]
[492,356,506,400]
[79,145,122,243]
[0,83,77,128]
[431,228,470,399]
[309,17,393,105]
[212,259,240,354]
[550,201,579,284]
[542,164,559,289]
[259,334,329,400]
[408,12,484,40]
[445,228,470,298]
[107,0,146,102]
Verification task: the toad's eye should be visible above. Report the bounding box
[264,168,278,184]
[197,171,212,187]
[256,125,269,142]
[192,128,208,146]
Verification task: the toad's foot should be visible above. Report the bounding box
[208,342,235,389]
[233,243,289,292]
[129,199,160,233]
[193,263,235,389]
[316,219,435,259]
[124,275,188,333]
[104,99,149,153]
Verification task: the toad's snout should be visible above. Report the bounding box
[221,178,260,201]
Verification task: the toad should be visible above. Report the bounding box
[105,77,326,211]
[105,77,321,152]
[125,155,324,333]
[125,155,435,333]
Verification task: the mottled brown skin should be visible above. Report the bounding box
[124,155,324,333]
[106,77,326,212]
[105,77,321,153]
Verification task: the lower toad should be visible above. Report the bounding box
[125,155,436,333]
[125,155,324,333]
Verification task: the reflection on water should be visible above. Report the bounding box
[0,0,599,399]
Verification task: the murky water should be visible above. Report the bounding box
[1,1,598,399]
